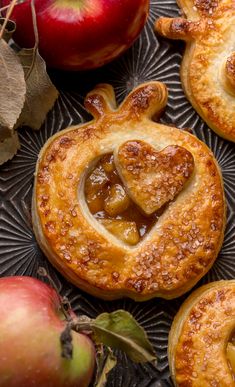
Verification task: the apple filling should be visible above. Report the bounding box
[85,154,160,246]
[227,338,235,376]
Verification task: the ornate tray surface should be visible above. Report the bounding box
[0,1,235,385]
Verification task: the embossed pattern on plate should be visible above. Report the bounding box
[0,0,235,385]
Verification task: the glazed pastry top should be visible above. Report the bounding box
[155,0,235,142]
[33,82,225,300]
[169,281,235,386]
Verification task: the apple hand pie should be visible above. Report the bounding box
[155,0,235,142]
[32,82,225,300]
[169,280,235,386]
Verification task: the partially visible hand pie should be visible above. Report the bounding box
[32,81,226,300]
[155,0,235,142]
[169,280,235,386]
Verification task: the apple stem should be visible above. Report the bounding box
[70,320,93,332]
[0,0,25,14]
[61,296,73,320]
[0,0,18,39]
[37,266,61,294]
[60,317,94,359]
[60,324,73,359]
[69,315,94,334]
[37,267,74,322]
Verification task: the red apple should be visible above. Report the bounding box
[3,0,149,70]
[0,276,95,387]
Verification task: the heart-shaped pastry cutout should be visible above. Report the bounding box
[115,140,194,215]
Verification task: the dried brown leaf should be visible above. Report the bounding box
[16,49,59,130]
[0,125,12,141]
[0,0,18,40]
[0,39,26,130]
[0,130,20,165]
[95,348,117,387]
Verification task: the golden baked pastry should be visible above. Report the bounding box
[32,81,226,300]
[154,0,235,142]
[169,280,235,386]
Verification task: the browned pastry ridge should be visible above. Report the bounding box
[155,0,235,142]
[32,82,226,301]
[169,280,235,386]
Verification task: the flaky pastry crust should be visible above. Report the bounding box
[116,141,195,215]
[32,82,225,300]
[155,0,235,142]
[169,280,235,386]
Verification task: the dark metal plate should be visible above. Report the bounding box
[0,0,235,385]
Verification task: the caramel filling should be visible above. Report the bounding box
[85,154,161,246]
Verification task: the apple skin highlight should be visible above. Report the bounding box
[4,0,149,70]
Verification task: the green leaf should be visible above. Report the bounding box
[0,18,16,42]
[16,49,59,130]
[95,347,117,387]
[0,39,26,131]
[92,310,157,363]
[0,130,20,165]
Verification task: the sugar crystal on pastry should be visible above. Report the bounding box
[169,280,235,386]
[32,82,226,301]
[155,0,235,142]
